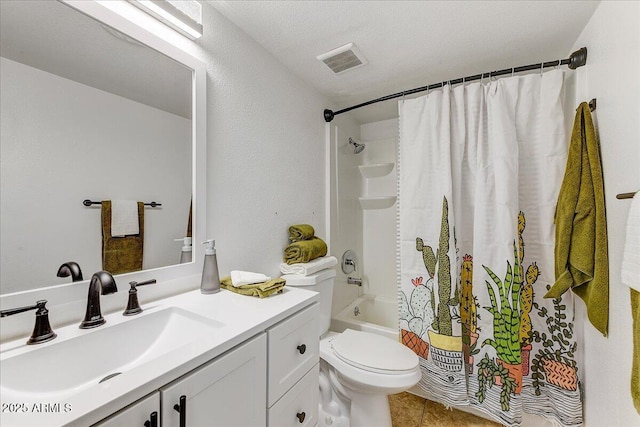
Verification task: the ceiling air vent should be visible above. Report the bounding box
[317,43,367,75]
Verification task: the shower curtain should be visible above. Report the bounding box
[398,70,582,426]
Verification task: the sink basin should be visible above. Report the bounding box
[1,307,223,398]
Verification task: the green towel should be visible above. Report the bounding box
[545,102,609,336]
[102,200,144,275]
[284,237,327,265]
[632,289,640,415]
[220,276,285,298]
[288,224,315,242]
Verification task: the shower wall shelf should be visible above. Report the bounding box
[359,196,396,210]
[359,163,395,178]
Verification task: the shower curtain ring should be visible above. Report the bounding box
[540,62,544,76]
[511,67,515,77]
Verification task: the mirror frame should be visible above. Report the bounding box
[0,0,206,340]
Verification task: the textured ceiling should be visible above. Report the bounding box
[209,0,600,124]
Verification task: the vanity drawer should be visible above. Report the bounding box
[268,363,319,427]
[267,302,319,406]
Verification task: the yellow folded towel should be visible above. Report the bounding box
[220,276,285,298]
[632,289,640,415]
[288,224,315,242]
[284,237,328,265]
[545,102,609,336]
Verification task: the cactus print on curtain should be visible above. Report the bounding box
[398,70,582,426]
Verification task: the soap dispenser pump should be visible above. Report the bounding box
[174,237,193,263]
[201,239,220,294]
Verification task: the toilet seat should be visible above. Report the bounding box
[331,329,418,374]
[319,330,421,395]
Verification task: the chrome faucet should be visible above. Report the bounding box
[80,271,118,329]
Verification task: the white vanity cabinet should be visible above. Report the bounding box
[94,392,159,427]
[161,333,267,427]
[90,301,320,427]
[267,303,320,427]
[93,333,266,427]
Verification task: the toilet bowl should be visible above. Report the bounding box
[284,270,421,427]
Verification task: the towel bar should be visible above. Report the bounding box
[82,199,162,207]
[616,192,637,200]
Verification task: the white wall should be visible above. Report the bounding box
[0,57,191,294]
[569,2,640,425]
[169,4,332,278]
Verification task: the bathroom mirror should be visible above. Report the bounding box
[0,0,206,296]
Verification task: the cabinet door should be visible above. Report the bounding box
[93,392,159,427]
[161,333,267,427]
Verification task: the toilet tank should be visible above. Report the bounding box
[282,268,336,337]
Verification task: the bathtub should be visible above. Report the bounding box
[330,294,398,341]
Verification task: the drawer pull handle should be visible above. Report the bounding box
[296,411,306,423]
[297,344,306,354]
[144,411,158,427]
[173,395,186,427]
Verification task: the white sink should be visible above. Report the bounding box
[0,307,223,398]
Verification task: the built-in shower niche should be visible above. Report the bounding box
[358,159,396,210]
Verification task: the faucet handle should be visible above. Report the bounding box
[1,300,57,345]
[123,279,157,316]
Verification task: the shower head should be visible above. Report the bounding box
[348,138,365,154]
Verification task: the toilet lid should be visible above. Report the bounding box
[331,329,418,373]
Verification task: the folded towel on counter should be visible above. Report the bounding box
[102,200,144,274]
[545,102,609,336]
[230,270,271,287]
[280,256,337,276]
[622,193,640,293]
[284,237,327,265]
[220,276,285,298]
[111,200,140,236]
[288,224,315,242]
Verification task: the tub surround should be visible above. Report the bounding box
[0,282,319,426]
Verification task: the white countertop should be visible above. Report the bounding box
[0,283,319,426]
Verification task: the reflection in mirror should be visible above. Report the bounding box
[0,0,194,294]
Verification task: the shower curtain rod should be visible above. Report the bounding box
[323,47,588,122]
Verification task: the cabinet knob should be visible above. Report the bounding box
[297,344,306,354]
[296,411,306,423]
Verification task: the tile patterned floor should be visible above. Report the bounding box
[389,392,502,427]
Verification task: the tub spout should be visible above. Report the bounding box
[347,276,362,286]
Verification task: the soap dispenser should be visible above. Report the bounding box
[201,239,220,294]
[174,237,193,263]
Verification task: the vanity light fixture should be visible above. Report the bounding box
[127,0,203,40]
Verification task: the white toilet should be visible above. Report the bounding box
[284,269,421,427]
